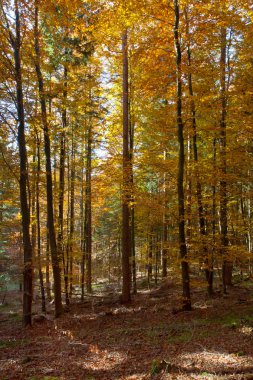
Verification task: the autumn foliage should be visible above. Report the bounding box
[0,0,253,325]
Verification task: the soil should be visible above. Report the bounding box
[1,280,253,380]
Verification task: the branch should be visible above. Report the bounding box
[0,3,15,48]
[0,149,19,183]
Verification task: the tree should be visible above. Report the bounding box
[121,28,131,303]
[1,0,34,326]
[34,0,63,317]
[173,0,191,311]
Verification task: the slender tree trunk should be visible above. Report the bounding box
[162,151,168,278]
[174,0,191,311]
[184,7,213,295]
[57,66,67,301]
[13,0,33,326]
[212,138,217,289]
[162,223,168,278]
[80,112,87,299]
[31,154,36,301]
[121,29,131,303]
[220,27,231,292]
[69,127,75,298]
[85,100,92,293]
[64,154,70,305]
[45,229,51,300]
[34,1,62,316]
[147,230,153,288]
[31,154,36,246]
[81,165,86,300]
[36,134,46,312]
[129,74,136,294]
[186,134,192,242]
[131,207,136,293]
[155,233,159,285]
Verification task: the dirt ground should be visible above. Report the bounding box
[1,280,253,380]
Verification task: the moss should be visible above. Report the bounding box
[0,338,29,349]
[8,311,21,320]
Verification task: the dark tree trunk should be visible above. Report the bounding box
[36,134,46,313]
[174,0,191,311]
[121,29,131,303]
[184,7,213,296]
[34,1,62,316]
[13,0,33,327]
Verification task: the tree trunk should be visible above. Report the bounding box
[121,29,131,303]
[57,66,67,302]
[220,27,231,292]
[174,0,191,311]
[155,233,159,285]
[162,150,168,278]
[64,155,70,305]
[13,0,33,326]
[85,98,92,294]
[129,74,136,294]
[184,6,213,295]
[46,229,51,301]
[211,138,217,290]
[36,134,46,313]
[81,165,86,300]
[69,127,75,298]
[147,230,153,288]
[34,1,62,316]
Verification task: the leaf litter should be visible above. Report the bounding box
[1,283,253,379]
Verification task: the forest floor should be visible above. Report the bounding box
[1,278,253,380]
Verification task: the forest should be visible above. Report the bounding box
[1,0,253,379]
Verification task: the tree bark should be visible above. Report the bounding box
[162,151,168,278]
[85,96,92,294]
[69,126,75,298]
[220,27,231,292]
[184,7,213,295]
[147,230,153,288]
[80,160,86,300]
[121,29,131,303]
[129,71,136,294]
[34,0,62,316]
[13,0,33,326]
[57,66,67,301]
[36,134,46,313]
[174,0,191,311]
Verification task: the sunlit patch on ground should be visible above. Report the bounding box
[76,346,128,371]
[239,326,253,335]
[177,350,253,374]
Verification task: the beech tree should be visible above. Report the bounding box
[0,0,33,326]
[34,0,63,317]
